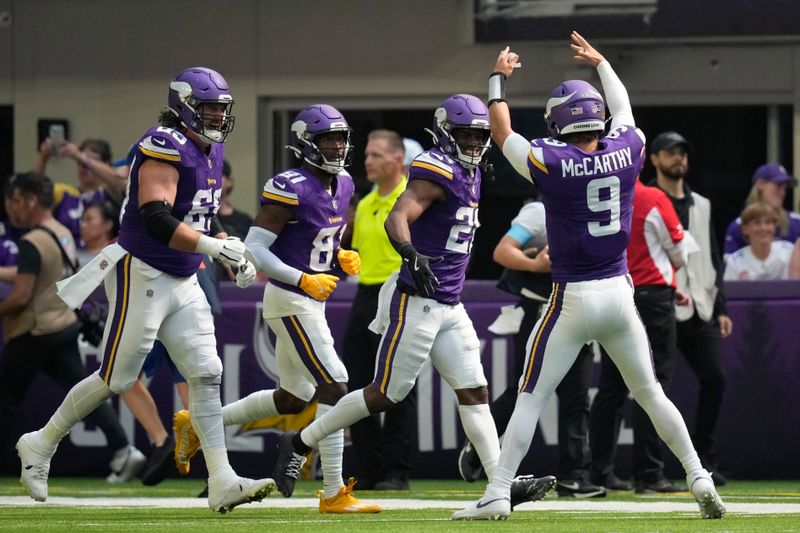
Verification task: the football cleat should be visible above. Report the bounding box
[457,440,483,483]
[141,434,176,486]
[452,495,511,521]
[272,431,307,498]
[555,478,606,498]
[688,472,726,519]
[106,445,147,483]
[173,410,201,475]
[318,477,382,514]
[207,474,276,514]
[511,475,557,507]
[16,432,54,502]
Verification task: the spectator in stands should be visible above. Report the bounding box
[459,197,606,498]
[724,163,800,259]
[217,160,253,239]
[76,200,120,267]
[590,178,694,494]
[724,202,797,280]
[651,131,732,485]
[0,172,145,482]
[33,137,126,245]
[342,129,414,490]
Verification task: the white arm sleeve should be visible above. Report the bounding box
[502,132,534,183]
[597,60,634,128]
[244,226,304,286]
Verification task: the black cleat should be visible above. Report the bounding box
[457,440,484,483]
[556,478,607,498]
[635,478,684,494]
[510,475,557,508]
[272,431,307,498]
[141,435,176,486]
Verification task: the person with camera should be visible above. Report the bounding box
[0,172,146,482]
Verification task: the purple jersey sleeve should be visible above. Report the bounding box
[526,126,646,282]
[0,237,19,266]
[260,171,301,208]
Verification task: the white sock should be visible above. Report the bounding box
[222,390,278,426]
[458,403,501,481]
[42,372,113,449]
[315,403,345,499]
[187,376,233,480]
[631,383,703,478]
[488,391,548,495]
[300,389,369,448]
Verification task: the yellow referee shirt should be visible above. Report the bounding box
[352,177,407,285]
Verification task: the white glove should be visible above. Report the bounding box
[235,260,256,288]
[196,235,246,267]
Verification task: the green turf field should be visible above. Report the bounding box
[0,477,798,532]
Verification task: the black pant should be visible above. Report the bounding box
[589,285,677,483]
[0,323,129,465]
[489,298,594,480]
[676,312,726,463]
[342,283,416,487]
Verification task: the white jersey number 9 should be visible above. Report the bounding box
[586,176,621,237]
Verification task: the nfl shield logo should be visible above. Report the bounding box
[99,260,108,270]
[146,289,154,298]
[423,305,430,313]
[332,199,338,209]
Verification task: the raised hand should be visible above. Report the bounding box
[494,46,521,79]
[570,31,605,67]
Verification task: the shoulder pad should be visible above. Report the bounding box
[261,172,301,206]
[410,151,456,181]
[138,127,187,163]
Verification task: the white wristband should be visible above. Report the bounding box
[194,234,222,259]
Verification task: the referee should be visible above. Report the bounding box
[341,129,415,490]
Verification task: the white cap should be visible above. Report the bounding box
[403,137,424,167]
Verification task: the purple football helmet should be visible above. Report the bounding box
[427,94,491,169]
[544,80,605,138]
[288,104,352,174]
[168,67,235,144]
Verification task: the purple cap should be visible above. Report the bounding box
[752,163,798,186]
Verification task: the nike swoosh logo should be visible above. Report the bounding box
[559,482,580,490]
[274,181,286,189]
[476,497,509,509]
[414,257,419,270]
[152,137,166,146]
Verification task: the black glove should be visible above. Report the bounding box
[396,242,443,298]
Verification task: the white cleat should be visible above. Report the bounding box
[452,496,511,521]
[688,472,726,519]
[207,475,277,514]
[106,445,147,483]
[16,432,54,502]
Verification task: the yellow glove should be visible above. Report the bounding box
[337,249,361,276]
[298,272,340,301]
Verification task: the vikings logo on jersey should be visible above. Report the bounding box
[118,126,223,277]
[401,148,481,303]
[260,167,354,296]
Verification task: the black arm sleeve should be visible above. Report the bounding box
[140,200,181,246]
[16,241,41,275]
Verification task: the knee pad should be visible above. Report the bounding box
[630,382,665,410]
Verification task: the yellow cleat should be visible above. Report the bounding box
[318,477,382,514]
[173,410,201,476]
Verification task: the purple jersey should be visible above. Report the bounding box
[527,126,646,282]
[399,148,481,303]
[261,167,354,296]
[118,126,223,277]
[0,237,18,266]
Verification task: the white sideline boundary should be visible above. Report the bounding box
[0,496,798,514]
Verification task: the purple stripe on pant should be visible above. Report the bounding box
[99,254,132,384]
[373,290,409,395]
[280,315,333,384]
[520,282,565,394]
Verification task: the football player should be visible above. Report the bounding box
[270,94,556,510]
[16,67,275,513]
[453,32,725,521]
[174,104,381,514]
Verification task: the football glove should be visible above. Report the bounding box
[235,260,256,288]
[298,272,340,301]
[196,235,247,267]
[396,242,443,298]
[337,249,361,276]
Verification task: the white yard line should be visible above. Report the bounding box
[0,496,798,514]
